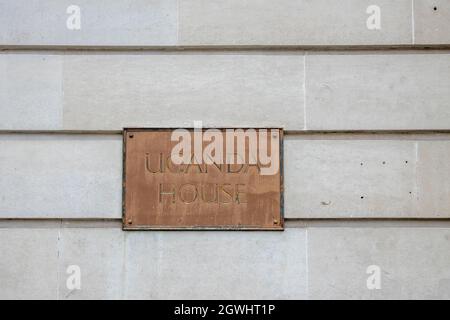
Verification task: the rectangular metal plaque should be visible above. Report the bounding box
[123,128,283,230]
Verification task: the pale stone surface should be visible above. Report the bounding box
[417,141,450,217]
[1,0,450,303]
[308,227,450,299]
[179,0,412,45]
[0,0,415,47]
[0,0,177,46]
[1,134,450,219]
[4,51,450,131]
[414,0,450,44]
[62,53,304,130]
[124,229,307,299]
[0,134,122,218]
[0,54,63,130]
[0,228,58,299]
[1,225,449,299]
[305,52,450,130]
[284,136,419,218]
[58,228,125,299]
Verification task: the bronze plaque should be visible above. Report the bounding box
[123,128,283,230]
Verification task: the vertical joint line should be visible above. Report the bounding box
[303,53,307,131]
[121,232,128,299]
[411,0,415,44]
[305,228,309,299]
[414,141,419,204]
[56,220,62,300]
[176,0,180,45]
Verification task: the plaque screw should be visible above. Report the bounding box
[273,219,278,224]
[129,134,134,139]
[128,219,132,224]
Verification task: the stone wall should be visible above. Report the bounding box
[1,0,449,299]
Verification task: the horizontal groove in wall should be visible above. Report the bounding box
[1,49,450,56]
[3,130,450,137]
[288,219,450,228]
[1,219,450,229]
[0,219,121,229]
[2,45,450,52]
[0,130,124,135]
[285,131,450,140]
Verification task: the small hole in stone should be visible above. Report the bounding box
[434,6,437,11]
[360,162,364,166]
[409,191,412,194]
[360,196,364,199]
[129,134,134,139]
[382,161,386,165]
[405,160,408,164]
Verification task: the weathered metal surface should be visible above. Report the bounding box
[123,128,283,230]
